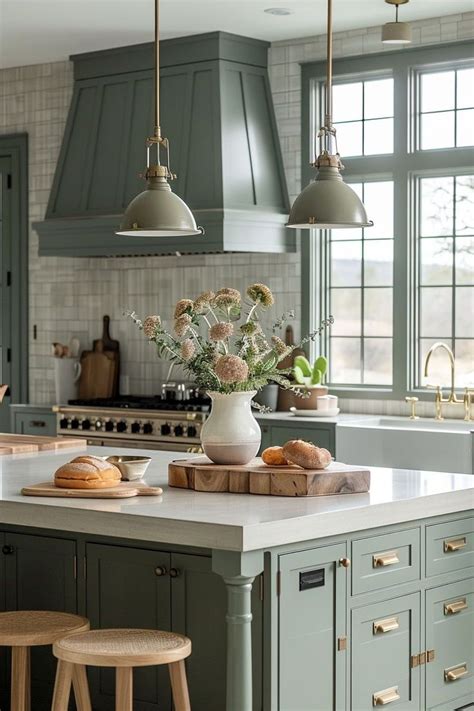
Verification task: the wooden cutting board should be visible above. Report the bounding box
[0,434,86,452]
[21,481,163,499]
[78,341,117,399]
[169,457,370,497]
[0,444,40,455]
[93,315,120,396]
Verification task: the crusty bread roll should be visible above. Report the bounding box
[282,440,332,470]
[54,455,122,489]
[261,446,290,466]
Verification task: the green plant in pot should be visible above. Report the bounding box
[292,355,329,409]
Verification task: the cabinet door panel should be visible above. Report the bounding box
[171,553,263,711]
[14,412,56,436]
[86,543,171,711]
[5,533,77,710]
[426,518,474,578]
[426,578,474,708]
[351,592,421,710]
[279,543,347,711]
[270,425,333,452]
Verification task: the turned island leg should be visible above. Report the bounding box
[212,550,264,711]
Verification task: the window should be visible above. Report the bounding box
[331,77,394,156]
[416,174,474,387]
[302,42,474,398]
[418,67,474,150]
[329,181,394,385]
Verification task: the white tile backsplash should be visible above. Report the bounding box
[0,13,472,412]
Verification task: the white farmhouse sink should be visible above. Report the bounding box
[336,416,473,474]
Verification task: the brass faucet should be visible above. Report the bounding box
[423,342,473,421]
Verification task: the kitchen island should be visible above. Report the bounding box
[0,447,473,711]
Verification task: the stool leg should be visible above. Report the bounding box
[115,667,133,711]
[11,646,30,711]
[169,660,191,711]
[72,664,92,711]
[51,659,73,711]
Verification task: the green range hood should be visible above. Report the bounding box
[34,32,293,257]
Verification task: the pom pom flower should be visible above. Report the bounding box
[247,283,274,308]
[194,291,215,314]
[210,322,234,341]
[180,338,195,361]
[143,315,161,339]
[214,354,249,384]
[174,299,194,319]
[174,313,192,337]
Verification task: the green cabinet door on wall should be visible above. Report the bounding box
[86,543,171,711]
[278,543,347,711]
[351,592,421,710]
[425,578,474,709]
[170,552,264,711]
[3,532,77,710]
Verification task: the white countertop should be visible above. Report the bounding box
[255,412,372,425]
[0,447,472,552]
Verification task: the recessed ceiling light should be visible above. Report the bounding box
[264,7,294,15]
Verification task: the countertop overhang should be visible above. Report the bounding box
[0,447,472,552]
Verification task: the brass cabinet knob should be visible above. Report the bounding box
[444,537,466,553]
[155,566,167,577]
[169,568,181,578]
[444,598,468,615]
[339,557,351,568]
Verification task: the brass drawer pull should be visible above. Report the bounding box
[444,537,467,553]
[373,616,400,634]
[373,551,400,568]
[444,598,468,615]
[373,686,400,706]
[445,664,468,682]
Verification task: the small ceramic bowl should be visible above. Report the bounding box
[106,455,152,481]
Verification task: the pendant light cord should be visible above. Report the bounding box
[154,0,161,138]
[325,0,333,130]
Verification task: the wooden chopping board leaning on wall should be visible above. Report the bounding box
[78,340,118,399]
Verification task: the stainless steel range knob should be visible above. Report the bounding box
[116,420,127,433]
[95,420,103,430]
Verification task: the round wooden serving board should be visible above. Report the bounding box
[21,481,163,499]
[168,457,370,497]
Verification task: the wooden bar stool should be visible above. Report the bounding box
[0,610,90,711]
[52,628,192,711]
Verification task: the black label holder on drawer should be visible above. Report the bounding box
[299,568,325,591]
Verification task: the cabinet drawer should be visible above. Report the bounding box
[351,592,421,710]
[351,528,420,595]
[14,412,57,436]
[426,578,474,708]
[426,518,474,578]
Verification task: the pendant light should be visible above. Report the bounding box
[382,0,412,44]
[117,0,202,237]
[287,0,372,230]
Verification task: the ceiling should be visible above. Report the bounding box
[1,0,471,69]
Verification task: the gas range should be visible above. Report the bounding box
[55,396,210,452]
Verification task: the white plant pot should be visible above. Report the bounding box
[201,391,261,465]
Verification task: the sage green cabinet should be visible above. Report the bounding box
[278,543,347,711]
[86,543,172,710]
[426,518,474,578]
[11,407,56,436]
[425,578,474,709]
[257,420,336,456]
[351,592,421,710]
[86,544,263,711]
[3,532,77,710]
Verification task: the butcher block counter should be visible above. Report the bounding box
[0,447,472,711]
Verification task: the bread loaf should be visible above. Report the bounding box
[261,446,289,466]
[54,455,121,489]
[282,440,332,470]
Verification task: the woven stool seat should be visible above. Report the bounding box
[0,610,89,647]
[54,628,191,668]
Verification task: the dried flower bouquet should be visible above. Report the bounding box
[127,284,333,399]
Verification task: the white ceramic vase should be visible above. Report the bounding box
[201,391,261,465]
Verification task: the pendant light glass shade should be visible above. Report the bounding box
[116,0,201,238]
[287,0,371,230]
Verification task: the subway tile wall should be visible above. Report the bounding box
[0,12,472,408]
